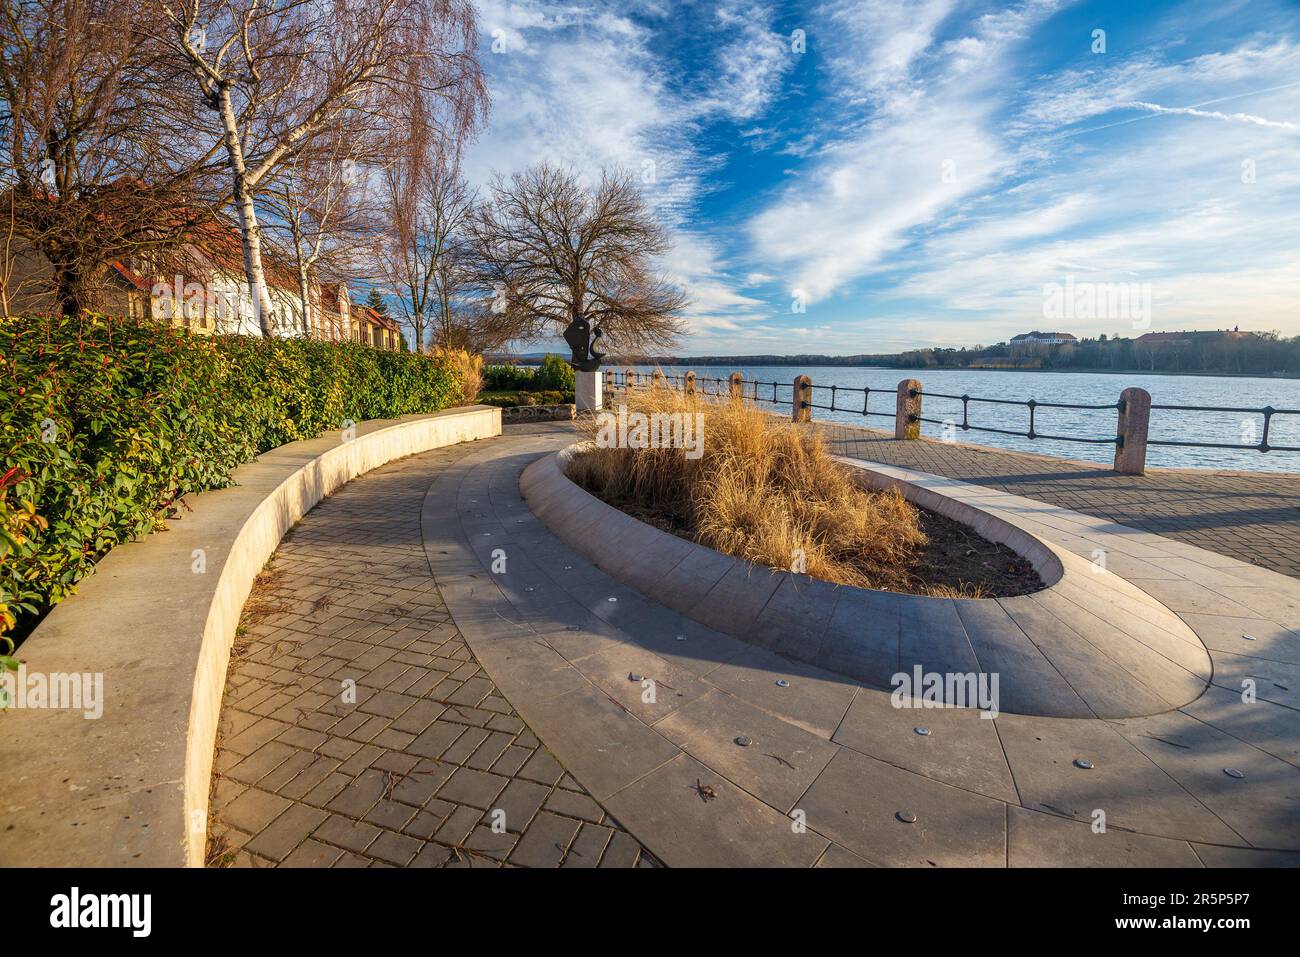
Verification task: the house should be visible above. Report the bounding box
[350,304,402,350]
[1,210,400,350]
[1010,331,1078,346]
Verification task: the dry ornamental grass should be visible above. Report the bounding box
[567,386,1025,597]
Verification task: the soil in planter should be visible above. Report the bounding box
[578,487,1043,599]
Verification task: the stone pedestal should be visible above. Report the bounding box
[576,369,603,413]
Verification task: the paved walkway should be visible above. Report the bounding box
[209,418,1300,868]
[819,423,1300,578]
[423,424,1300,867]
[207,440,654,868]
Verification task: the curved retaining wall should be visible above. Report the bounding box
[0,406,500,867]
[521,444,1212,720]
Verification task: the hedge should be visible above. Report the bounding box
[483,354,575,393]
[0,313,466,644]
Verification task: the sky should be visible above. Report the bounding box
[462,0,1300,355]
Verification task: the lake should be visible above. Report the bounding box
[618,365,1300,473]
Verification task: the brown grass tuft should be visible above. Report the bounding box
[568,387,955,594]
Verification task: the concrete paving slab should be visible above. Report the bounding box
[1106,708,1300,849]
[832,688,1018,803]
[653,689,839,812]
[995,713,1241,845]
[602,752,828,867]
[1007,806,1202,867]
[796,748,1008,867]
[704,646,859,739]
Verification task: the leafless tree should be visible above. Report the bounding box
[470,165,687,364]
[158,0,487,336]
[0,0,221,315]
[261,124,379,337]
[376,136,481,353]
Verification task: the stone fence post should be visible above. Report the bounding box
[652,370,664,389]
[684,371,696,397]
[793,375,812,423]
[624,367,634,391]
[896,379,922,440]
[1114,387,1151,475]
[729,372,743,401]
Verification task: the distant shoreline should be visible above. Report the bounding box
[606,361,1300,381]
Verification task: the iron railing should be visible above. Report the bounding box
[602,368,1300,465]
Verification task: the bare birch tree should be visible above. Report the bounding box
[157,0,486,336]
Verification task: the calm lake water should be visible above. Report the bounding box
[620,365,1300,473]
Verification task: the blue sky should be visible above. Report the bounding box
[463,0,1300,354]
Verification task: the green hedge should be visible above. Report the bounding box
[0,313,462,643]
[482,354,575,393]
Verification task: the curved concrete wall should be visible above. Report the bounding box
[522,444,1212,720]
[0,406,500,867]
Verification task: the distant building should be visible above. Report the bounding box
[1010,331,1078,346]
[1135,327,1250,346]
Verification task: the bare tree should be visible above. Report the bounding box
[470,165,687,365]
[0,0,221,315]
[158,0,486,336]
[377,137,481,353]
[261,124,379,337]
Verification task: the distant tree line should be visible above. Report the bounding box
[641,331,1300,376]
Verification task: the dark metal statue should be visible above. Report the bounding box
[563,313,605,372]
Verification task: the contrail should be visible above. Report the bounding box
[1127,100,1299,130]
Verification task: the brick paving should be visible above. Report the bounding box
[819,422,1300,579]
[206,440,655,868]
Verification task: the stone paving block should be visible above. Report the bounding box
[490,778,551,833]
[312,815,381,854]
[325,768,388,818]
[796,748,1006,867]
[508,811,581,867]
[952,598,1092,718]
[434,804,482,847]
[562,823,614,867]
[1191,844,1300,867]
[281,839,344,868]
[1207,650,1300,710]
[1180,613,1300,666]
[220,788,293,835]
[437,767,510,810]
[599,830,642,868]
[244,804,330,863]
[463,825,518,861]
[406,721,465,760]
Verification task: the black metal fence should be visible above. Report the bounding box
[603,368,1300,472]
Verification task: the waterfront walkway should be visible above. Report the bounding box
[821,423,1300,579]
[208,420,1300,867]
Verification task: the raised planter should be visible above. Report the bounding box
[0,406,500,867]
[520,443,1212,720]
